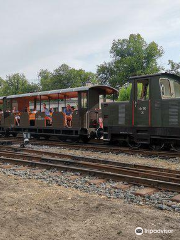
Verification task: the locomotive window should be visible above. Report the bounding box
[137,80,149,100]
[160,78,180,99]
[159,78,171,98]
[81,92,87,108]
[173,81,180,98]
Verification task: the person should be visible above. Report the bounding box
[49,107,54,116]
[64,104,72,127]
[42,103,52,124]
[32,107,37,114]
[141,82,149,100]
[12,106,20,126]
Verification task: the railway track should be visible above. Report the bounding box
[0,137,180,159]
[1,145,180,192]
[1,136,180,159]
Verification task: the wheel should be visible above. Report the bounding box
[12,133,18,137]
[171,141,180,152]
[33,135,40,140]
[72,137,80,143]
[58,137,68,142]
[44,135,50,140]
[128,136,141,149]
[96,128,103,139]
[81,136,90,143]
[150,143,164,151]
[1,132,10,137]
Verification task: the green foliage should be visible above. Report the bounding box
[38,64,98,91]
[38,69,52,91]
[0,73,40,96]
[97,34,164,88]
[0,65,98,97]
[167,60,180,76]
[118,84,132,101]
[0,77,5,96]
[118,82,149,101]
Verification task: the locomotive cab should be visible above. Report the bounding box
[102,72,180,148]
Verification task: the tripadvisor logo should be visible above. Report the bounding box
[135,227,173,235]
[135,227,143,235]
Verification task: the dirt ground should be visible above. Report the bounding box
[0,172,180,240]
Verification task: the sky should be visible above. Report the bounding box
[0,0,180,82]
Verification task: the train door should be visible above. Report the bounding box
[134,79,150,127]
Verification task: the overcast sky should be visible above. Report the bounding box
[0,0,180,81]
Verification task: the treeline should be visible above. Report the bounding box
[0,33,180,97]
[0,65,98,96]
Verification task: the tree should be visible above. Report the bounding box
[97,34,164,88]
[0,77,5,96]
[1,73,40,96]
[167,60,180,76]
[38,64,98,91]
[118,84,132,101]
[38,69,52,91]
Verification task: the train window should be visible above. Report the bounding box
[81,92,87,108]
[159,78,171,98]
[173,81,180,97]
[6,99,12,111]
[160,78,180,99]
[137,80,149,100]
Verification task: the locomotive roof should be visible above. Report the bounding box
[0,85,118,102]
[129,72,180,81]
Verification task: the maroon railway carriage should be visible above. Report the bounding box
[0,85,118,142]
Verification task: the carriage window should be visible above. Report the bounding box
[6,99,12,111]
[160,78,180,99]
[137,80,149,100]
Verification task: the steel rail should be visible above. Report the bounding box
[1,137,180,159]
[0,147,180,192]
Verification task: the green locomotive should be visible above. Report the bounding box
[102,73,180,150]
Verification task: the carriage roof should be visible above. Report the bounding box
[0,85,118,103]
[129,72,180,81]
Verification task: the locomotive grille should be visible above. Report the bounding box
[118,104,126,125]
[169,102,179,126]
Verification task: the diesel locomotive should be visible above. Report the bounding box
[102,72,180,150]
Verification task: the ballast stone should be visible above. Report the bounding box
[112,183,132,190]
[134,187,158,196]
[171,194,180,203]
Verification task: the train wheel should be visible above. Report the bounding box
[58,138,67,142]
[171,142,180,152]
[73,137,80,143]
[150,144,164,151]
[128,136,141,149]
[33,135,40,140]
[81,136,90,143]
[44,135,50,140]
[12,133,18,137]
[1,132,10,137]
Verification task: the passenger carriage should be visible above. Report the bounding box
[0,85,118,142]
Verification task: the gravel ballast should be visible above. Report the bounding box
[0,169,180,240]
[1,162,180,213]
